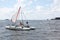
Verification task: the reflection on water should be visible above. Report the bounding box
[0,20,60,40]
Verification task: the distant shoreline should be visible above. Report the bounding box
[51,17,60,20]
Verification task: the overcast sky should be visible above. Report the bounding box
[0,0,60,20]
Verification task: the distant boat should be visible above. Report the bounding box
[5,7,35,31]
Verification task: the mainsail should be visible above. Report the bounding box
[11,7,21,23]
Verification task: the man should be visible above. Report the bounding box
[26,21,30,28]
[20,22,24,28]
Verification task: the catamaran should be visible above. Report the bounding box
[5,7,35,31]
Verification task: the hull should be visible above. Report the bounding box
[5,26,35,31]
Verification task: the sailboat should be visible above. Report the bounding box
[5,7,35,31]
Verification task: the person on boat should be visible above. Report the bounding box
[20,22,24,28]
[26,21,30,28]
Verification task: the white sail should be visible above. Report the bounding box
[11,7,21,23]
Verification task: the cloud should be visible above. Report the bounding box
[0,0,60,20]
[34,0,37,2]
[11,0,56,20]
[35,6,44,12]
[0,7,14,20]
[0,0,6,2]
[49,0,60,18]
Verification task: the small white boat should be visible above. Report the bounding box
[5,26,35,31]
[5,7,35,31]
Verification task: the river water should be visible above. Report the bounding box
[0,20,60,40]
